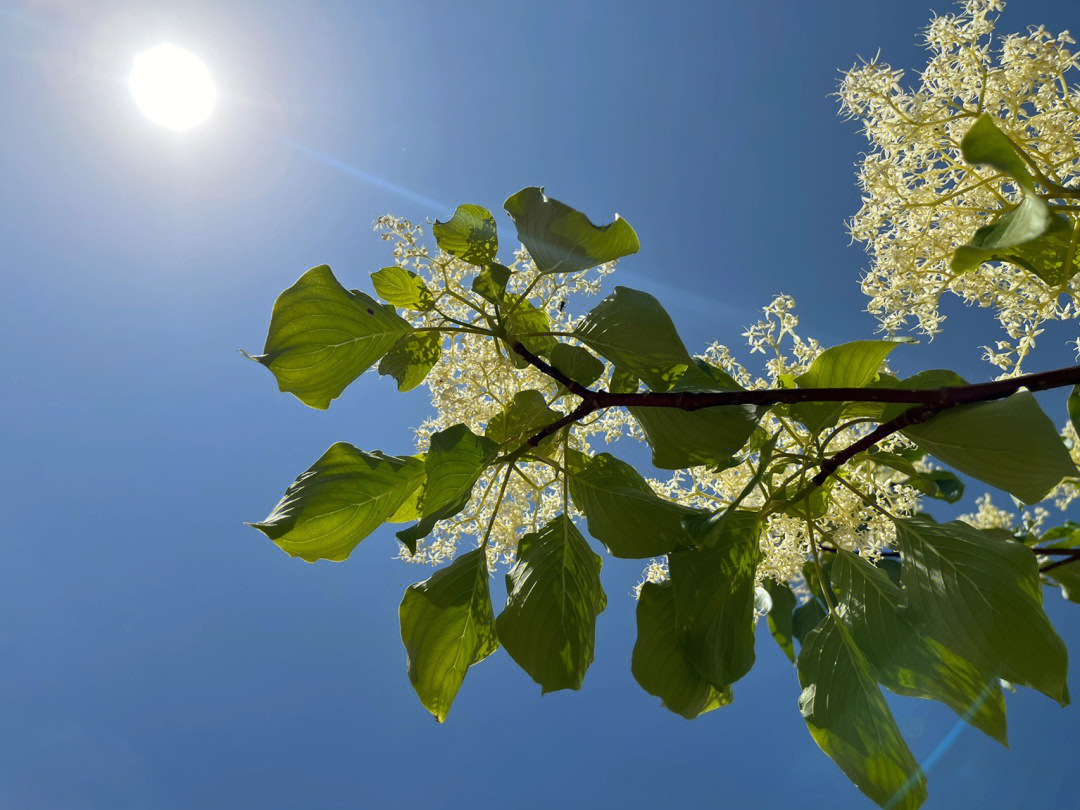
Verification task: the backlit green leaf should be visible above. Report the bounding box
[370,266,435,311]
[399,547,499,722]
[504,186,639,275]
[432,204,498,266]
[397,425,497,553]
[609,366,639,393]
[378,331,441,392]
[632,582,733,719]
[251,265,412,409]
[895,516,1069,704]
[496,515,606,693]
[484,390,561,450]
[790,340,902,433]
[952,212,1076,285]
[830,550,1007,743]
[249,443,424,562]
[798,614,927,810]
[566,449,701,558]
[575,286,696,392]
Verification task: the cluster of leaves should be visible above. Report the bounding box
[247,173,1080,806]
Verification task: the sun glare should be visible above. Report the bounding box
[129,44,217,132]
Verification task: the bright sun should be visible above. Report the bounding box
[129,44,217,132]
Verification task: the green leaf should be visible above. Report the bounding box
[792,598,827,647]
[399,547,499,722]
[900,390,1074,505]
[249,443,424,562]
[251,265,413,409]
[501,294,557,358]
[895,516,1069,704]
[798,614,927,810]
[496,514,606,693]
[960,114,1036,188]
[1044,560,1080,604]
[1069,385,1080,436]
[632,582,733,719]
[370,266,435,311]
[953,115,1066,282]
[830,550,1007,744]
[1039,521,1080,548]
[668,512,762,686]
[763,580,796,663]
[574,286,696,392]
[609,366,639,393]
[397,425,497,553]
[629,361,759,470]
[432,204,498,266]
[902,469,964,503]
[566,449,701,558]
[790,341,902,433]
[547,343,604,388]
[472,263,511,304]
[484,390,561,450]
[952,212,1076,285]
[503,186,639,275]
[377,331,441,392]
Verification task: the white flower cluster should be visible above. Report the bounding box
[839,0,1080,373]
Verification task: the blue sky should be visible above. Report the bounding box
[2,1,1079,808]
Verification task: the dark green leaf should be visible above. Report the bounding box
[432,204,498,266]
[1069,385,1080,436]
[574,286,696,392]
[566,449,701,558]
[370,266,435,311]
[249,443,424,562]
[669,512,762,686]
[790,341,902,433]
[484,390,561,450]
[378,331,441,392]
[895,516,1069,704]
[632,582,733,719]
[496,515,606,692]
[399,547,499,722]
[250,265,412,409]
[830,550,1007,744]
[764,579,797,663]
[798,614,927,810]
[547,343,604,388]
[503,186,639,275]
[397,425,497,553]
[629,361,759,470]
